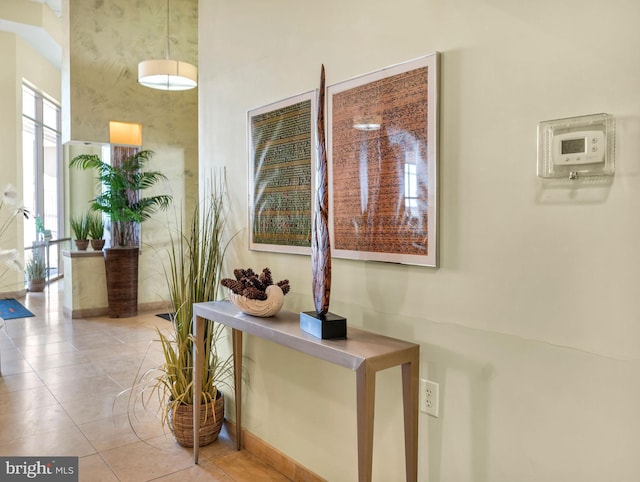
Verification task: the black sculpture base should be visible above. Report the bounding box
[300,311,347,339]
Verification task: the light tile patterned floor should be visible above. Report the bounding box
[0,282,290,481]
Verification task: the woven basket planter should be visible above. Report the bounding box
[104,247,139,318]
[168,392,224,447]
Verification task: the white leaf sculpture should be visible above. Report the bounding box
[228,284,285,317]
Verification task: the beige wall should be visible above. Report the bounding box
[65,0,199,305]
[199,0,640,480]
[0,32,21,294]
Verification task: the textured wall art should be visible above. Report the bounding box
[248,92,316,254]
[327,53,440,267]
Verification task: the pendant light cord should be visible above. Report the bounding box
[165,0,171,60]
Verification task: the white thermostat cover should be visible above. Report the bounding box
[537,113,615,179]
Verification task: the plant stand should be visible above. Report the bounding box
[104,247,139,317]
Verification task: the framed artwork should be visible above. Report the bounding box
[327,53,440,267]
[248,91,316,255]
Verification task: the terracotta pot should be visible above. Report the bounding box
[28,279,46,292]
[91,239,105,251]
[168,392,224,448]
[75,239,89,251]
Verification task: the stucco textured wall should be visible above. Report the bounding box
[66,0,199,306]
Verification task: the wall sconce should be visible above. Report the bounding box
[109,121,142,146]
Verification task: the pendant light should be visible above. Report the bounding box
[138,0,197,91]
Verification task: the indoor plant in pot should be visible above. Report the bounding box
[87,212,105,251]
[70,213,90,251]
[70,150,172,317]
[129,181,233,447]
[25,251,46,292]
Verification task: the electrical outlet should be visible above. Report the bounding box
[420,379,439,417]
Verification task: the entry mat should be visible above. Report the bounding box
[156,312,174,321]
[0,298,35,320]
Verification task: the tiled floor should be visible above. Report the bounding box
[0,282,290,481]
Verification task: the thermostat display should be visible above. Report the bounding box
[561,138,584,155]
[552,131,604,166]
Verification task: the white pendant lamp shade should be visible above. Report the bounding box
[138,0,197,91]
[138,59,197,91]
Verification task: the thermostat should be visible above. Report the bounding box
[537,113,615,179]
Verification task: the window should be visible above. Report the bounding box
[22,84,63,280]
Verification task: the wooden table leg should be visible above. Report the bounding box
[356,362,375,482]
[401,350,419,482]
[193,315,205,463]
[232,328,243,450]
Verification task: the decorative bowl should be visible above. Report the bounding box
[227,284,285,317]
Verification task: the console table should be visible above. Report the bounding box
[192,301,419,482]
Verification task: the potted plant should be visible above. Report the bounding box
[25,251,46,292]
[70,213,90,251]
[128,180,233,447]
[87,212,105,251]
[70,150,172,317]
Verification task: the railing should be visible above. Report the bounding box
[25,237,72,283]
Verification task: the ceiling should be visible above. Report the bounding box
[0,0,62,69]
[32,0,62,17]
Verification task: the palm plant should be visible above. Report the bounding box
[69,150,172,247]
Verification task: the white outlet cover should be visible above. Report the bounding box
[420,379,439,417]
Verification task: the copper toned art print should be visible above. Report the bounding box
[248,92,316,255]
[327,53,439,267]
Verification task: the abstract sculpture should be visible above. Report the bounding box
[312,64,331,315]
[300,65,347,339]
